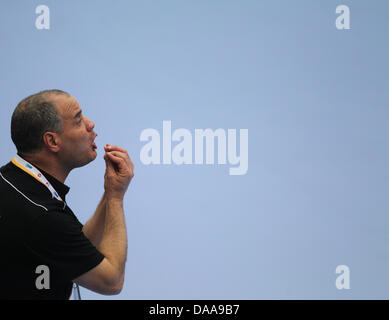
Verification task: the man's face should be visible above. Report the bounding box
[53,95,98,169]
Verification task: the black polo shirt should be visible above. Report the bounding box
[0,160,105,300]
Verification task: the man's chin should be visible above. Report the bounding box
[73,150,98,169]
[89,149,98,162]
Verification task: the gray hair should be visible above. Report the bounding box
[11,89,70,154]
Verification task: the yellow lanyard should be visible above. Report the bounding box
[11,154,63,202]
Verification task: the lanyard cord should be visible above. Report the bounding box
[11,154,64,202]
[73,283,82,300]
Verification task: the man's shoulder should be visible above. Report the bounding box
[1,161,58,206]
[0,161,15,177]
[0,162,14,197]
[0,161,32,195]
[0,162,73,225]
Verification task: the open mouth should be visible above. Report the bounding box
[91,133,98,151]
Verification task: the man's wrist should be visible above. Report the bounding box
[105,194,124,203]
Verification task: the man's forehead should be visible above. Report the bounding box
[51,95,81,117]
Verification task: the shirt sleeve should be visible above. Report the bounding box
[23,210,105,281]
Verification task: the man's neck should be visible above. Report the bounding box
[18,152,70,183]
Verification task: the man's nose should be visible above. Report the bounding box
[85,117,95,131]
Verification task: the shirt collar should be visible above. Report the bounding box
[11,155,71,201]
[36,166,70,201]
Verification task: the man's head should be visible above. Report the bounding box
[11,90,98,170]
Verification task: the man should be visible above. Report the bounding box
[0,90,134,299]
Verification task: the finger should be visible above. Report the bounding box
[104,145,134,170]
[104,145,129,160]
[106,150,133,170]
[106,146,133,165]
[106,152,127,172]
[105,144,127,154]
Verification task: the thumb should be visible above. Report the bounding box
[104,153,115,172]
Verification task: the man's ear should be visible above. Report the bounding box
[42,131,61,153]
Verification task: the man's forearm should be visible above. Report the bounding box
[97,197,127,276]
[83,193,107,247]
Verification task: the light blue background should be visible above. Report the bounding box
[1,1,388,299]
